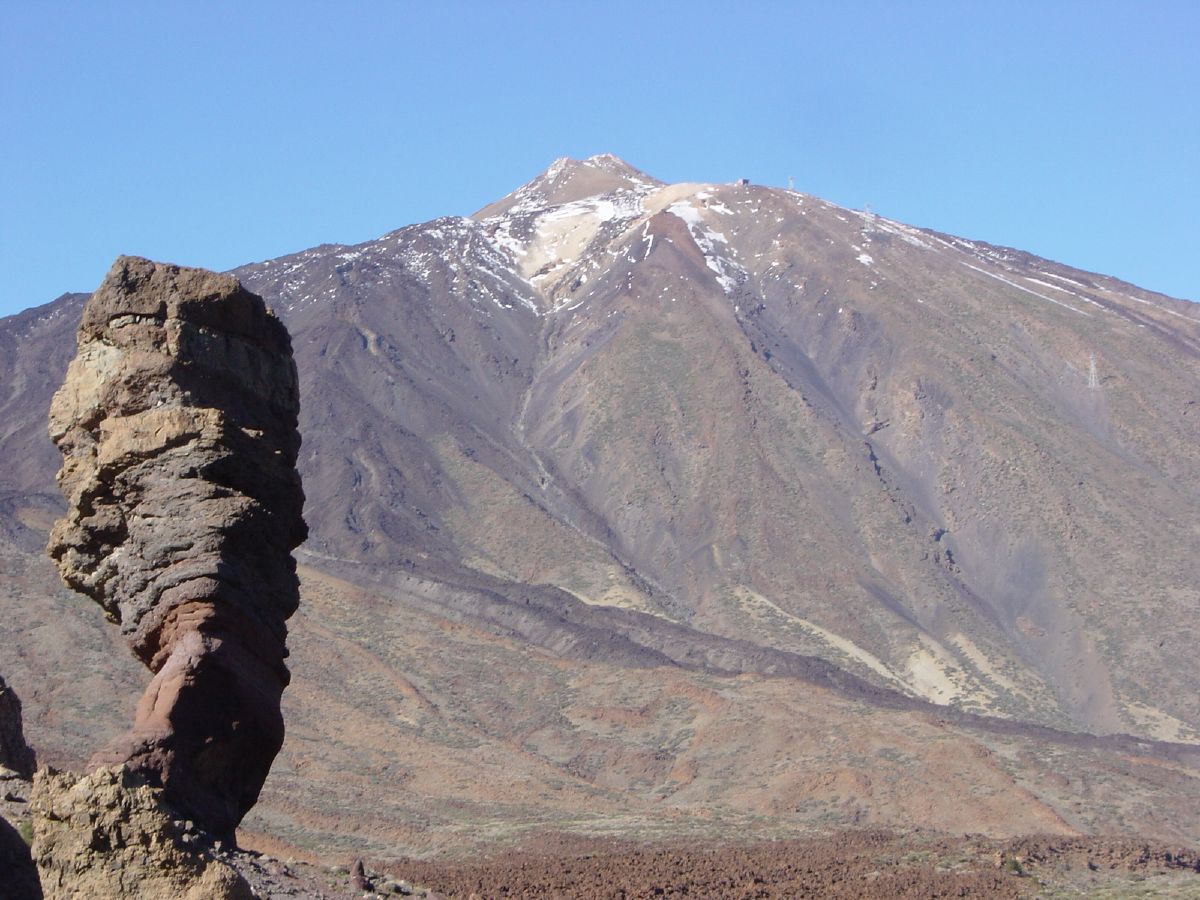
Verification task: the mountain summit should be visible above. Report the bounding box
[473,153,661,219]
[2,157,1199,855]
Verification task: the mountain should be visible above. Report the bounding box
[2,155,1199,856]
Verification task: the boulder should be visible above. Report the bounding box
[30,766,251,899]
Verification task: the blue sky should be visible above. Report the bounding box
[2,1,1197,317]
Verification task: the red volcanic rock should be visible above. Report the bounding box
[47,256,306,838]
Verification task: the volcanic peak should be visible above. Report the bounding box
[469,155,757,310]
[473,153,659,220]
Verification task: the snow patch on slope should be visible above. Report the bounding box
[666,198,746,294]
[478,180,655,306]
[961,262,1091,316]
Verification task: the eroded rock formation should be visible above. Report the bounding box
[47,256,306,837]
[0,675,39,899]
[30,767,251,899]
[0,675,35,779]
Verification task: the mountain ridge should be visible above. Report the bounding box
[2,155,1199,855]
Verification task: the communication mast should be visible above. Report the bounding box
[788,175,795,191]
[863,202,876,235]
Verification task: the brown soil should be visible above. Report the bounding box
[375,830,1200,899]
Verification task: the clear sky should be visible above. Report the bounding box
[2,1,1197,317]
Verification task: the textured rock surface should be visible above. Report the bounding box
[0,675,35,779]
[30,766,251,899]
[1,774,40,900]
[0,675,39,898]
[46,256,306,837]
[0,813,41,900]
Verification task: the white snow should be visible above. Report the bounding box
[488,220,526,258]
[961,262,1090,316]
[1037,270,1087,289]
[543,157,570,180]
[666,200,703,227]
[1017,276,1102,310]
[641,221,656,260]
[1023,276,1073,293]
[477,188,648,298]
[864,215,936,250]
[665,199,745,294]
[1100,286,1200,322]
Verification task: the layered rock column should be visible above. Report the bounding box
[47,256,306,837]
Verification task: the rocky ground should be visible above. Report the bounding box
[212,829,1200,898]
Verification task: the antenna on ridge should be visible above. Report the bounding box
[788,175,795,191]
[1088,353,1099,390]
